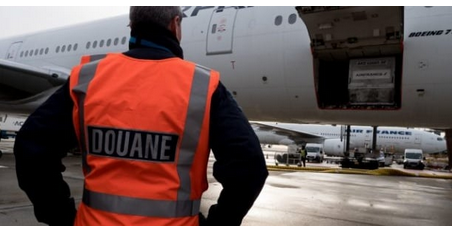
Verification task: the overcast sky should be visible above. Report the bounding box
[0,6,130,39]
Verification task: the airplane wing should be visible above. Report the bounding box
[0,59,66,93]
[0,59,67,114]
[251,122,326,144]
[0,86,61,114]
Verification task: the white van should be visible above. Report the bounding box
[403,149,425,170]
[305,143,324,163]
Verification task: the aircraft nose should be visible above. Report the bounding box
[442,140,448,152]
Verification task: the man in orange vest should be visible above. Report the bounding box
[14,6,268,225]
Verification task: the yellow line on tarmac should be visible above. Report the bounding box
[266,165,452,179]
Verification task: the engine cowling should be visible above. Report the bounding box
[255,131,295,146]
[323,139,345,156]
[278,138,296,146]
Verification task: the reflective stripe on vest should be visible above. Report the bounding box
[73,54,106,173]
[83,188,201,217]
[72,61,100,173]
[72,56,211,218]
[177,65,210,203]
[80,54,107,65]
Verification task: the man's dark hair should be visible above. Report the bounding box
[129,6,183,29]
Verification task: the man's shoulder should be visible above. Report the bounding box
[181,60,220,74]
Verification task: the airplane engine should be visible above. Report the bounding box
[278,138,296,146]
[323,139,345,156]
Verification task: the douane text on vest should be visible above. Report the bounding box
[87,126,179,162]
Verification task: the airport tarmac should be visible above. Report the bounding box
[1,140,452,225]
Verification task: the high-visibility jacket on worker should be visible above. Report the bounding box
[301,149,307,158]
[69,53,219,225]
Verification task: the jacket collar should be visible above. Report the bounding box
[129,23,184,59]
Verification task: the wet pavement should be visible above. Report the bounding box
[1,140,452,225]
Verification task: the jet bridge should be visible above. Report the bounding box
[296,6,404,109]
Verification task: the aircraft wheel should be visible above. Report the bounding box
[0,150,3,159]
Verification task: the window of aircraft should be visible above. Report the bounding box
[438,137,443,141]
[86,42,91,49]
[121,37,127,45]
[114,38,119,46]
[29,50,33,57]
[34,49,39,56]
[93,41,98,49]
[211,24,217,34]
[100,40,104,48]
[275,15,282,26]
[62,45,66,53]
[56,46,60,53]
[40,48,44,55]
[68,44,72,52]
[74,43,78,51]
[45,47,49,54]
[25,50,28,57]
[20,51,23,58]
[107,39,111,47]
[288,14,297,24]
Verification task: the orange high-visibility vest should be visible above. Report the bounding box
[69,53,219,225]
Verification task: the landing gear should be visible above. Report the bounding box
[0,150,3,159]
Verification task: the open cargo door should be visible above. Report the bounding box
[296,6,404,109]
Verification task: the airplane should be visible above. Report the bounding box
[252,122,447,156]
[0,113,24,136]
[0,113,25,157]
[0,6,451,167]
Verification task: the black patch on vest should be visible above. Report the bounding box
[87,126,178,162]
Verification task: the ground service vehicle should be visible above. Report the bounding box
[403,149,425,170]
[305,143,324,163]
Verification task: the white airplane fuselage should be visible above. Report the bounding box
[1,6,452,129]
[0,114,25,139]
[254,123,447,155]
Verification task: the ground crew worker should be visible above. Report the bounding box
[14,6,268,226]
[297,146,306,167]
[299,146,307,167]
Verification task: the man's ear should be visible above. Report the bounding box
[169,16,182,42]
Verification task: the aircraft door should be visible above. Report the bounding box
[414,133,422,145]
[364,133,371,150]
[207,7,238,55]
[6,42,23,61]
